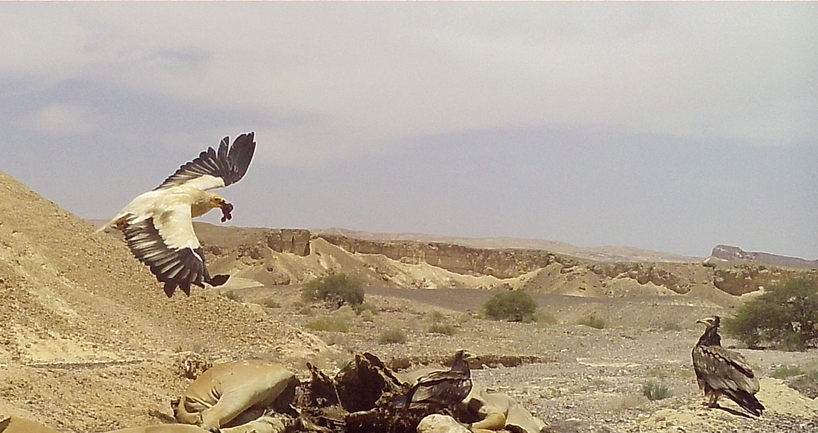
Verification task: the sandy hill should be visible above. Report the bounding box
[0,170,330,430]
[186,223,817,308]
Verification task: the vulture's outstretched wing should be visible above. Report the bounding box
[122,205,227,297]
[99,131,255,297]
[155,132,256,191]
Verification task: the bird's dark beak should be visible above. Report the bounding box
[220,201,234,222]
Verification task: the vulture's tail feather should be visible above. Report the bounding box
[725,389,764,416]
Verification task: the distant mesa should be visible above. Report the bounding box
[707,245,818,270]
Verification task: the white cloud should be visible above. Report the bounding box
[33,103,97,136]
[2,3,816,161]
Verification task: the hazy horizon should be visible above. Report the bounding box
[1,3,816,259]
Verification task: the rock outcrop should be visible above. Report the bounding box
[194,223,311,257]
[709,245,818,270]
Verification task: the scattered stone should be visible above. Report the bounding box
[416,414,469,433]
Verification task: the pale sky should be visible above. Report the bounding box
[1,3,816,259]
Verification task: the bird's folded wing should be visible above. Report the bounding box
[155,132,256,191]
[695,345,759,393]
[703,346,755,378]
[408,384,435,404]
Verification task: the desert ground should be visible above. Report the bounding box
[220,283,818,433]
[1,169,817,433]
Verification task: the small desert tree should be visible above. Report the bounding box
[723,278,818,351]
[483,290,537,322]
[301,273,364,309]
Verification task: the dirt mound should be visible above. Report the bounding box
[0,170,331,430]
[631,378,818,433]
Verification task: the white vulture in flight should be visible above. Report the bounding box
[97,132,256,297]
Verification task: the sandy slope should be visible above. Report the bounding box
[0,170,331,431]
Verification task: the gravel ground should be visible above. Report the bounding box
[234,285,818,433]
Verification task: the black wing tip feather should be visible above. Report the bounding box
[155,131,257,190]
[227,132,256,185]
[122,218,210,297]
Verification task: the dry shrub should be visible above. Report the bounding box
[641,380,673,401]
[306,316,350,333]
[427,322,457,336]
[578,314,606,329]
[378,328,407,345]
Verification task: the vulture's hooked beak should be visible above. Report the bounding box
[220,201,234,222]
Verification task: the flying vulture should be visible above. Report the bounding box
[692,316,764,416]
[97,133,256,297]
[403,349,476,411]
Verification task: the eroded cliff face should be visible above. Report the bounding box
[315,234,578,279]
[193,224,817,299]
[710,264,816,296]
[314,234,818,298]
[194,223,311,256]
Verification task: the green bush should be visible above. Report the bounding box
[301,274,365,308]
[378,328,407,345]
[578,313,606,329]
[723,278,818,351]
[641,380,673,401]
[482,290,538,322]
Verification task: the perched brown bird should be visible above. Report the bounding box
[403,350,476,411]
[692,316,764,416]
[97,133,256,297]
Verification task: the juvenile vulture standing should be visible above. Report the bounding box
[403,349,476,411]
[692,316,764,416]
[97,133,256,297]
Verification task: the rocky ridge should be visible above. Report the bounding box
[191,226,818,302]
[709,244,818,270]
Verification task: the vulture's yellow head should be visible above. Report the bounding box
[208,194,234,222]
